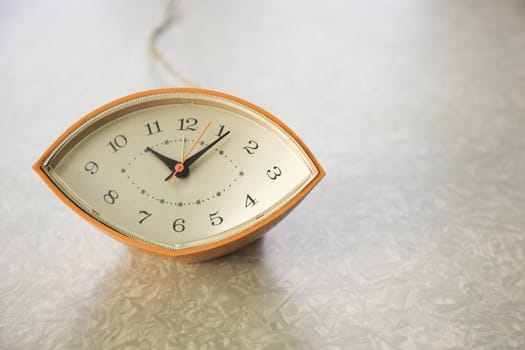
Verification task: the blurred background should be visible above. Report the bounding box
[1,0,525,348]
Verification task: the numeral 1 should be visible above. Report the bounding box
[216,124,228,137]
[145,120,162,136]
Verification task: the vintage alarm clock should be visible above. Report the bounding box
[34,88,324,261]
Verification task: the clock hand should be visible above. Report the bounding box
[165,135,186,182]
[146,147,180,171]
[180,135,186,162]
[183,130,230,169]
[166,122,212,182]
[165,123,230,181]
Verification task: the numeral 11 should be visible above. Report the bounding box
[145,120,162,136]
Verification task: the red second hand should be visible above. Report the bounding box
[167,121,212,183]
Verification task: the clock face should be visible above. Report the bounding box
[35,89,324,260]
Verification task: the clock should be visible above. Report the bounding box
[34,88,325,262]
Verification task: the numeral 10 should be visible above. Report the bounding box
[107,135,127,153]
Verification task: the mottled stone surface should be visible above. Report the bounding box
[1,0,525,349]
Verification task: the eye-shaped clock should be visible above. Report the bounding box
[34,88,324,262]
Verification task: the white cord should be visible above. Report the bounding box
[149,0,197,86]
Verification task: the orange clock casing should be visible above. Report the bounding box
[33,88,325,262]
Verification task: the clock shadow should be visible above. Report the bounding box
[73,237,312,348]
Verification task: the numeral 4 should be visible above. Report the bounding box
[245,194,257,208]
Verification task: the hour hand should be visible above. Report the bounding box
[146,147,180,171]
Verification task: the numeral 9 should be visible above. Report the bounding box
[84,161,99,175]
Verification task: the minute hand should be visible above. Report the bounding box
[146,147,180,170]
[184,131,230,169]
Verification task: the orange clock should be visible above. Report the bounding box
[34,88,324,262]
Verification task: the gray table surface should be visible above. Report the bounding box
[1,0,525,349]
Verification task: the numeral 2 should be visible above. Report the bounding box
[243,140,259,155]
